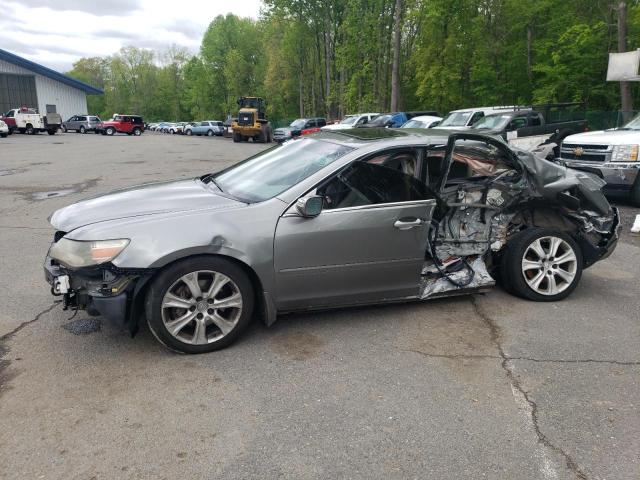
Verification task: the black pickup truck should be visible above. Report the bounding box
[471,103,587,155]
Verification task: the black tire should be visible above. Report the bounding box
[106,127,116,136]
[47,130,56,135]
[207,129,214,136]
[80,126,86,134]
[500,228,583,302]
[61,125,67,133]
[629,177,640,207]
[0,133,6,138]
[145,256,255,354]
[26,124,34,135]
[186,129,192,136]
[232,132,241,143]
[133,128,142,136]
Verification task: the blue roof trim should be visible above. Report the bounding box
[0,48,103,95]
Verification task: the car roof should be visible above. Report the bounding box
[407,115,442,122]
[447,106,529,114]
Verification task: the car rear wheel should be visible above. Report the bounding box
[80,126,86,134]
[145,257,254,354]
[133,128,142,136]
[500,228,582,302]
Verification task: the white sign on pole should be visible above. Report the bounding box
[607,50,640,81]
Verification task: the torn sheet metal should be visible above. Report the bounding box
[420,257,495,299]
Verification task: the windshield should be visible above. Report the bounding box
[440,111,472,127]
[622,113,640,130]
[290,119,306,129]
[340,116,358,125]
[214,138,353,202]
[473,115,511,130]
[401,119,427,129]
[368,115,391,127]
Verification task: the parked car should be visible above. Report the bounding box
[559,112,640,206]
[1,107,61,135]
[0,119,8,137]
[401,115,443,129]
[357,113,400,128]
[435,106,528,130]
[186,121,224,136]
[44,129,618,354]
[62,115,101,134]
[273,118,327,142]
[97,114,144,136]
[471,104,588,154]
[360,112,440,129]
[322,113,380,130]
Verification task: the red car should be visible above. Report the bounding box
[97,114,144,136]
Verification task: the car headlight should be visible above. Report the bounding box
[611,144,638,162]
[49,238,130,268]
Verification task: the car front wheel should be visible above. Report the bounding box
[106,127,116,135]
[500,228,583,302]
[145,257,254,354]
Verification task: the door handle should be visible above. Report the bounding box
[393,218,423,230]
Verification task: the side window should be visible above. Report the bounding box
[469,112,484,125]
[315,151,433,210]
[306,120,315,128]
[508,117,527,131]
[6,110,14,117]
[318,118,326,127]
[529,114,541,127]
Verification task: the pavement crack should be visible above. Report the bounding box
[470,295,590,480]
[0,303,59,343]
[405,349,639,367]
[1,303,59,398]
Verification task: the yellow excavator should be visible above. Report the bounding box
[231,96,272,143]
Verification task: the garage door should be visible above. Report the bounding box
[0,74,38,114]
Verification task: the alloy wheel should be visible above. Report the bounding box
[521,236,578,296]
[161,270,243,345]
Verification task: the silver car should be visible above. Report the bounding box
[44,130,619,353]
[62,115,101,134]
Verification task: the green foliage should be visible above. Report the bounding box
[66,1,640,122]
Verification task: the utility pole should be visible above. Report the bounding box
[618,1,634,117]
[390,0,402,112]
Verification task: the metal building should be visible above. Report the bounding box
[0,48,102,120]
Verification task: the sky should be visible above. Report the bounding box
[0,0,264,73]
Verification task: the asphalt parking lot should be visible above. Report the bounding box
[0,132,638,480]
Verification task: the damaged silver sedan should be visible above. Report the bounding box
[44,129,619,353]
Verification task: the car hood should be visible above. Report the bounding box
[563,129,640,145]
[322,123,351,130]
[50,179,244,232]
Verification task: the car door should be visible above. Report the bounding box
[273,148,436,310]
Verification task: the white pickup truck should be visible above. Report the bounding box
[559,113,640,206]
[1,107,62,135]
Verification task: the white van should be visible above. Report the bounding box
[434,106,529,130]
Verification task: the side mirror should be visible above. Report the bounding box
[296,196,323,218]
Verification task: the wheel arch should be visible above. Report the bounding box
[131,251,271,332]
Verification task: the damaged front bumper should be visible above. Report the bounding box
[44,256,152,329]
[561,159,640,195]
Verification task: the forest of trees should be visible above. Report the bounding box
[66,0,640,123]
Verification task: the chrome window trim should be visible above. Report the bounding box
[282,199,436,217]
